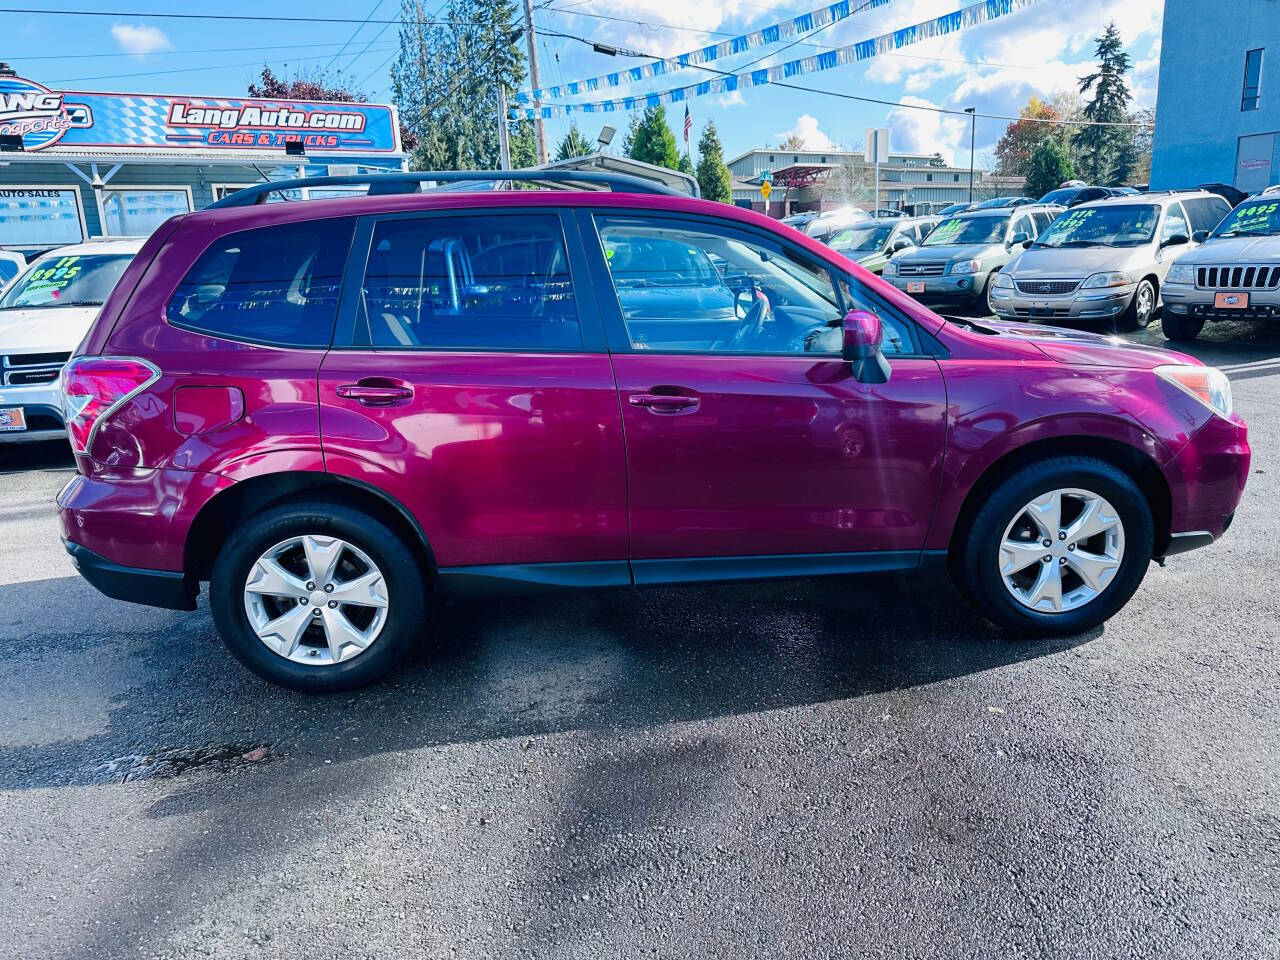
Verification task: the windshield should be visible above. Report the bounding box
[0,253,132,309]
[1033,205,1159,248]
[1212,199,1280,238]
[829,225,894,252]
[1038,188,1080,206]
[921,216,1006,246]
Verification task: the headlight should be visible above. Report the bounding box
[1082,271,1131,289]
[1166,263,1195,285]
[949,259,982,276]
[994,272,1015,289]
[882,260,898,276]
[1155,364,1232,418]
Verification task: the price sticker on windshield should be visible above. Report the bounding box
[930,219,964,243]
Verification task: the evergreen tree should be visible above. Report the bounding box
[555,123,593,160]
[677,153,695,176]
[695,121,732,203]
[392,0,526,171]
[1025,138,1075,199]
[1073,22,1135,184]
[619,112,641,155]
[627,105,681,170]
[510,118,537,168]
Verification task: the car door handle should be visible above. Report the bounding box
[336,381,413,405]
[629,392,699,412]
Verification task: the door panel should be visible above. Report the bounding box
[319,352,628,567]
[612,354,947,560]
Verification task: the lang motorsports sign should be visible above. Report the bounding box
[0,75,399,154]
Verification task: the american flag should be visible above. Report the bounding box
[683,105,691,146]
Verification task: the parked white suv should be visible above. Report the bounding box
[0,239,143,442]
[1160,195,1280,340]
[989,191,1231,329]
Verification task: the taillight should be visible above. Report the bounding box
[60,356,160,455]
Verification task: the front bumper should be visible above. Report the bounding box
[886,272,986,306]
[1161,283,1280,321]
[63,539,197,610]
[0,380,66,443]
[990,283,1136,322]
[1162,412,1250,553]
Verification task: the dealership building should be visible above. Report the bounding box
[1150,0,1279,193]
[727,145,1026,216]
[0,67,405,252]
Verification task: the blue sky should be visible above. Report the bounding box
[5,0,1165,165]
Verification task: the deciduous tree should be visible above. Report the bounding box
[1025,138,1075,199]
[994,97,1062,177]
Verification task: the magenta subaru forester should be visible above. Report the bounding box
[57,172,1250,692]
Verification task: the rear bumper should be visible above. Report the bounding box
[63,539,197,610]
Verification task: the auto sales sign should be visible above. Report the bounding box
[0,75,399,154]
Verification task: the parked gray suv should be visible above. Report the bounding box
[883,204,1061,312]
[990,191,1231,329]
[1160,194,1280,340]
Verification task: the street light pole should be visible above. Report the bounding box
[965,107,976,203]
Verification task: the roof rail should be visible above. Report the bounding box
[209,169,686,208]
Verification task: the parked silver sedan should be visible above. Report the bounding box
[989,191,1231,329]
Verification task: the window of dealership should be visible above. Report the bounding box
[0,70,405,253]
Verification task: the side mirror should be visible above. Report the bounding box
[1162,233,1189,249]
[1192,229,1209,243]
[1009,231,1030,248]
[890,237,912,252]
[1021,237,1034,249]
[842,309,891,384]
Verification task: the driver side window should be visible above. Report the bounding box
[594,215,844,355]
[1161,204,1189,243]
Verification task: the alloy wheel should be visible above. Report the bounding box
[1134,282,1155,327]
[243,535,390,666]
[998,487,1125,614]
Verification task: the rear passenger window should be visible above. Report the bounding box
[1183,197,1232,234]
[167,218,354,347]
[353,214,581,350]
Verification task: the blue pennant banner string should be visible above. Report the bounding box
[511,0,1043,120]
[513,0,893,105]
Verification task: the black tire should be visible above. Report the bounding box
[954,456,1154,636]
[210,501,427,692]
[983,272,999,316]
[1119,278,1156,331]
[1161,312,1204,342]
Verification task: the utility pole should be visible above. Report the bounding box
[521,0,548,165]
[494,24,513,171]
[965,107,976,203]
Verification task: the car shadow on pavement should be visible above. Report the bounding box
[0,569,1098,795]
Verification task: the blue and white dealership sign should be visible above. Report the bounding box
[0,75,400,154]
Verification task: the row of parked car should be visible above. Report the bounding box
[792,185,1280,341]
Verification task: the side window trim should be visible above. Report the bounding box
[330,206,608,353]
[580,207,930,359]
[583,208,849,357]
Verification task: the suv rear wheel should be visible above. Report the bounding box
[955,457,1154,635]
[1161,312,1204,341]
[210,502,426,691]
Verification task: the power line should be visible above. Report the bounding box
[0,5,470,25]
[9,38,402,62]
[324,0,388,74]
[49,45,397,84]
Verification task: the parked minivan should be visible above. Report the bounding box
[990,191,1231,329]
[58,172,1249,691]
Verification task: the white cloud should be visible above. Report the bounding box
[774,114,836,150]
[717,90,746,108]
[886,96,969,165]
[110,22,172,57]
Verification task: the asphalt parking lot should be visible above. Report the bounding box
[1,319,1277,960]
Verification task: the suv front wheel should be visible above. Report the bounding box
[210,502,427,691]
[956,457,1154,635]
